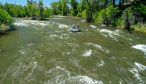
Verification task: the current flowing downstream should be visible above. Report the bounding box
[0,16,146,84]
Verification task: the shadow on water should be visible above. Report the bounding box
[0,32,9,36]
[7,27,17,32]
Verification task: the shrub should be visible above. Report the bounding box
[133,3,146,23]
[81,10,86,18]
[86,7,92,22]
[95,9,105,23]
[114,18,123,28]
[77,12,82,17]
[95,5,120,25]
[93,11,98,21]
[121,7,134,24]
[0,9,13,25]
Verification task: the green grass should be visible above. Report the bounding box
[132,23,146,33]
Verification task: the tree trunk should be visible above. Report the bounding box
[113,0,115,7]
[104,0,108,8]
[86,0,92,22]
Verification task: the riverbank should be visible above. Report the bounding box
[0,24,9,34]
[131,23,146,33]
[66,16,146,34]
[0,24,15,35]
[1,16,146,35]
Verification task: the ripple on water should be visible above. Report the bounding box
[53,15,66,18]
[90,25,97,29]
[86,43,109,53]
[97,60,105,67]
[49,33,72,40]
[0,52,45,83]
[19,48,27,55]
[67,75,103,84]
[26,43,34,47]
[14,19,50,28]
[45,66,103,84]
[49,34,64,40]
[99,29,120,41]
[81,19,86,22]
[83,50,92,57]
[13,22,28,27]
[58,24,69,29]
[129,62,146,83]
[132,44,146,56]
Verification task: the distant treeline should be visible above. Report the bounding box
[0,0,51,20]
[0,0,146,32]
[49,0,146,25]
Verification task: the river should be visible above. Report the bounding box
[0,16,146,84]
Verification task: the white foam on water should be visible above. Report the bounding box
[19,49,27,55]
[14,19,51,28]
[26,20,48,27]
[45,66,103,84]
[132,44,146,55]
[13,22,28,27]
[49,33,72,40]
[0,47,45,83]
[87,43,109,53]
[115,30,122,33]
[58,24,69,29]
[54,15,65,18]
[81,19,86,22]
[54,18,61,19]
[101,24,106,27]
[90,25,97,29]
[31,61,39,73]
[119,80,123,84]
[83,50,92,57]
[97,60,105,67]
[32,61,38,69]
[46,66,71,84]
[26,43,34,47]
[99,29,120,41]
[100,29,112,33]
[47,66,70,77]
[129,62,146,83]
[60,34,72,40]
[38,22,47,26]
[50,34,58,37]
[68,75,103,84]
[50,34,60,38]
[49,34,64,40]
[135,62,146,70]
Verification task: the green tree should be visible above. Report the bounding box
[0,9,13,25]
[43,7,52,18]
[85,0,93,22]
[39,0,44,20]
[51,1,62,15]
[70,0,78,16]
[62,0,68,16]
[80,0,86,11]
[27,0,35,17]
[24,6,29,17]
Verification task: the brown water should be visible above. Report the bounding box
[0,16,146,84]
